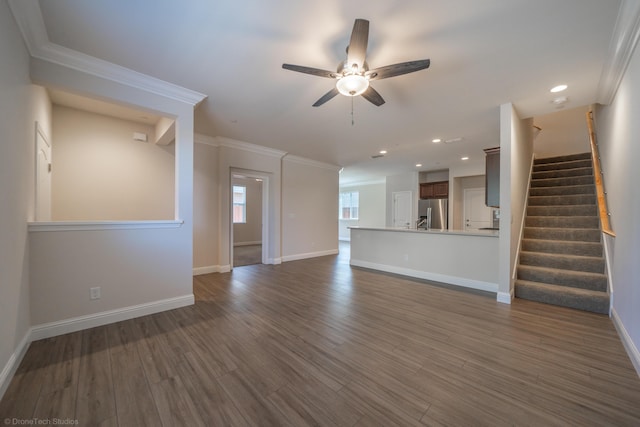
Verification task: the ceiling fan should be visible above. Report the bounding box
[283,19,430,107]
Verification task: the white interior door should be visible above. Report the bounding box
[463,188,491,230]
[392,191,412,228]
[35,123,52,221]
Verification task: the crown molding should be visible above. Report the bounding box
[216,136,287,158]
[8,0,206,107]
[283,154,341,171]
[597,0,640,105]
[194,133,219,147]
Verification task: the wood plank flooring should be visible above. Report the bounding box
[2,244,639,426]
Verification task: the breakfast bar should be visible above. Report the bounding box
[349,227,499,293]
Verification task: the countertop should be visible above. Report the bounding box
[348,226,499,238]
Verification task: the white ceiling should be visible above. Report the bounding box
[34,0,621,184]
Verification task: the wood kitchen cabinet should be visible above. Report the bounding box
[420,181,449,199]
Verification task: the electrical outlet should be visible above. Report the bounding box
[90,286,101,300]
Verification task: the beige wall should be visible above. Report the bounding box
[594,38,640,372]
[232,176,263,245]
[533,106,590,158]
[339,182,386,240]
[0,1,52,396]
[193,142,219,270]
[52,105,175,220]
[282,156,339,260]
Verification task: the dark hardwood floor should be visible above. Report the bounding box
[2,243,639,426]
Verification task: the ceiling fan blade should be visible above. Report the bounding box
[366,59,430,80]
[282,64,338,78]
[312,87,340,107]
[347,19,369,71]
[361,86,385,106]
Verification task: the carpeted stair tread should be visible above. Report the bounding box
[530,175,594,187]
[527,204,597,216]
[523,227,601,242]
[515,280,609,314]
[529,184,595,197]
[517,265,607,291]
[519,251,605,273]
[533,152,591,164]
[517,152,609,313]
[532,167,593,180]
[522,238,602,256]
[528,194,596,206]
[525,216,599,228]
[533,158,592,172]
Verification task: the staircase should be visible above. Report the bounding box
[515,152,609,314]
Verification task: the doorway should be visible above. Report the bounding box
[35,122,52,221]
[392,191,412,228]
[230,170,269,268]
[463,187,492,230]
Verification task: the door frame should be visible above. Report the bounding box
[392,190,413,228]
[34,121,52,221]
[229,168,270,268]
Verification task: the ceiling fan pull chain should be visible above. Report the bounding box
[351,96,355,126]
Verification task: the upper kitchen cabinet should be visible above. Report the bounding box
[484,147,500,207]
[420,181,449,199]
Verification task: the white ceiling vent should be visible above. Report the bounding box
[443,137,464,144]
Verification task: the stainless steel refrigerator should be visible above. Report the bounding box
[418,199,448,230]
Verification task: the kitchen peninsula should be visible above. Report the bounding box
[349,227,499,293]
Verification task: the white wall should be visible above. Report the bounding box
[232,176,262,245]
[27,50,198,336]
[533,106,591,158]
[339,182,386,241]
[593,41,640,373]
[0,2,51,398]
[52,105,175,220]
[498,103,534,303]
[385,172,419,227]
[193,141,219,271]
[282,156,339,260]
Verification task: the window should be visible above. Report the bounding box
[339,191,359,220]
[233,185,246,223]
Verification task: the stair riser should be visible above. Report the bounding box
[525,216,599,228]
[515,283,609,314]
[517,267,607,292]
[533,159,592,172]
[527,205,597,216]
[534,153,592,165]
[528,195,596,206]
[531,176,595,187]
[523,227,601,242]
[519,252,605,273]
[522,240,603,257]
[532,168,593,180]
[529,185,595,197]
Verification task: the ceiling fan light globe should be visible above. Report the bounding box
[336,75,369,97]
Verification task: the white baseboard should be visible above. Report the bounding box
[0,330,31,401]
[282,249,339,262]
[1,293,194,401]
[496,290,514,304]
[30,294,194,341]
[350,259,498,294]
[193,265,221,275]
[339,237,351,242]
[612,309,640,377]
[269,258,282,265]
[219,264,231,273]
[233,241,262,247]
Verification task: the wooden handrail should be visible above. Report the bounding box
[586,111,615,237]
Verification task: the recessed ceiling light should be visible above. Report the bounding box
[432,138,441,143]
[416,163,422,167]
[379,150,387,154]
[550,84,568,93]
[461,156,469,161]
[552,96,569,105]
